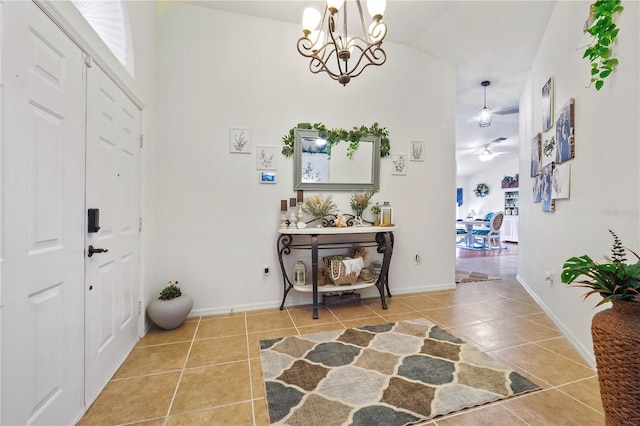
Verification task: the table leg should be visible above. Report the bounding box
[465,224,473,247]
[311,234,319,319]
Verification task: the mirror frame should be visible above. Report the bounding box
[293,128,381,191]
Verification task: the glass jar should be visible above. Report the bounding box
[293,260,306,285]
[381,201,393,225]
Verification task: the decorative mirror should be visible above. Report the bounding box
[293,128,380,191]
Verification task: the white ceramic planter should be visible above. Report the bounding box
[147,295,193,330]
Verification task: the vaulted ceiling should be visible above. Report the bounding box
[184,0,558,176]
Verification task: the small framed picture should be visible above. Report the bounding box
[229,128,251,153]
[260,171,276,184]
[391,154,407,175]
[256,146,277,170]
[542,77,554,132]
[409,141,425,161]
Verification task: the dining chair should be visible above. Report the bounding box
[472,211,504,249]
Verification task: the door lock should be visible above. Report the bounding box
[88,245,109,257]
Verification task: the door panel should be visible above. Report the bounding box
[85,63,141,405]
[2,2,85,424]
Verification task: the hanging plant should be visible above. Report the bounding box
[282,122,390,158]
[583,0,624,91]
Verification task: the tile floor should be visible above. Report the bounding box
[79,253,604,425]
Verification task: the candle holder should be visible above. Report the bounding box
[288,208,298,229]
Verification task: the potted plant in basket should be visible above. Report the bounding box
[561,230,640,425]
[147,280,193,330]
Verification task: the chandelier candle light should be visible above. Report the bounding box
[298,0,387,86]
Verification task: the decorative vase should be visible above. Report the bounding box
[147,295,193,330]
[591,299,640,425]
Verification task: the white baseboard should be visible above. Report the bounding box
[516,274,596,368]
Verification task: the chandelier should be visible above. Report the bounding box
[297,0,387,86]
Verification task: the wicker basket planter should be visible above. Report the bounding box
[591,299,640,425]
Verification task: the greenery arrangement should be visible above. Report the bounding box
[350,189,378,217]
[583,0,624,91]
[159,281,182,300]
[371,202,381,216]
[562,230,640,306]
[282,122,390,158]
[302,194,337,222]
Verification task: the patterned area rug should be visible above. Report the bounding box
[260,318,539,425]
[455,269,501,284]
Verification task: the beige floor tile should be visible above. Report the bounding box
[455,303,514,322]
[166,401,254,425]
[435,403,527,425]
[487,316,562,342]
[297,322,346,335]
[492,343,596,387]
[114,342,190,378]
[341,316,389,329]
[78,372,179,425]
[378,312,426,323]
[395,295,448,311]
[448,322,528,351]
[196,315,247,339]
[484,298,543,316]
[363,296,413,315]
[251,357,265,399]
[171,362,251,414]
[254,398,270,426]
[420,307,483,328]
[535,336,592,367]
[248,328,298,359]
[502,388,604,425]
[187,335,248,367]
[287,305,337,327]
[558,377,603,414]
[138,322,198,346]
[328,303,380,320]
[246,311,295,333]
[522,312,560,330]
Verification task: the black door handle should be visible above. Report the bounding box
[88,245,109,257]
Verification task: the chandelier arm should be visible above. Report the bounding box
[348,48,387,79]
[355,0,370,43]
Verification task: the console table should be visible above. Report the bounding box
[277,225,396,319]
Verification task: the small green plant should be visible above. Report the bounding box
[371,202,381,215]
[159,281,182,300]
[583,0,624,91]
[562,230,640,306]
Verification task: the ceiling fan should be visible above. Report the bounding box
[477,137,507,161]
[493,105,519,115]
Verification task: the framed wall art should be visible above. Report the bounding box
[410,141,425,161]
[391,154,407,175]
[530,133,542,177]
[542,77,554,132]
[256,146,277,170]
[260,171,276,184]
[229,128,251,153]
[555,98,575,164]
[541,163,555,212]
[552,162,571,199]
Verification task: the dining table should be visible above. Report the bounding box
[456,219,490,248]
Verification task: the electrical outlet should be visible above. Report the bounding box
[263,266,270,275]
[545,270,553,282]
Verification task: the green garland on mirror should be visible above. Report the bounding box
[282,122,390,158]
[584,0,624,91]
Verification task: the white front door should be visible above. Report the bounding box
[1,2,85,424]
[84,63,142,405]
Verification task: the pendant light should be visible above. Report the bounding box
[478,80,492,127]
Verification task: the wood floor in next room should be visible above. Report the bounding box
[79,243,603,425]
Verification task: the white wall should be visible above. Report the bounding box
[458,157,519,218]
[518,0,640,366]
[147,3,458,315]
